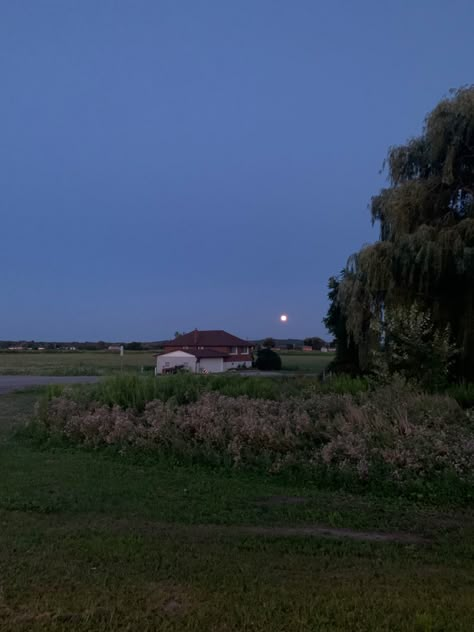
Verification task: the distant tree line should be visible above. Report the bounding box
[258,337,331,350]
[0,340,162,351]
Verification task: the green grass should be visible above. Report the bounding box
[53,373,366,412]
[278,351,335,373]
[1,391,473,631]
[0,350,155,376]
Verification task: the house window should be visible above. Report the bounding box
[241,347,248,354]
[231,346,238,354]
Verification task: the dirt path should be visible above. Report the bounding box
[240,525,427,544]
[38,513,429,545]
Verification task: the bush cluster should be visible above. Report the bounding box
[34,378,474,493]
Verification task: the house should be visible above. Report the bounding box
[155,329,254,374]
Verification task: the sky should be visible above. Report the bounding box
[1,1,473,342]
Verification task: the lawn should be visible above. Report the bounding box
[0,351,155,376]
[0,390,473,631]
[279,350,335,373]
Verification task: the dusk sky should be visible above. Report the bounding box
[2,1,473,342]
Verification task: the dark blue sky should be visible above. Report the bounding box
[1,1,473,341]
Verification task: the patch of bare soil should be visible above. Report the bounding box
[37,513,430,546]
[255,495,308,506]
[240,525,428,544]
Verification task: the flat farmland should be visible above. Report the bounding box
[278,351,335,373]
[0,350,335,377]
[0,351,155,376]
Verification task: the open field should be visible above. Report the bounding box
[0,376,100,395]
[0,350,334,376]
[0,351,155,376]
[279,350,335,373]
[1,389,473,631]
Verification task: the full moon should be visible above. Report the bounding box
[280,314,288,322]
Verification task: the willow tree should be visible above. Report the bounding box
[329,87,474,380]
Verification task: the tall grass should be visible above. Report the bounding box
[447,383,474,409]
[89,374,282,410]
[69,373,370,412]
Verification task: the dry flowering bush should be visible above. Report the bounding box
[35,385,474,484]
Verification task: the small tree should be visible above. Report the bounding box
[255,348,282,371]
[262,337,276,349]
[377,304,457,390]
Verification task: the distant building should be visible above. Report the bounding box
[155,329,253,374]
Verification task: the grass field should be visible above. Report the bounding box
[1,390,473,631]
[0,351,155,376]
[0,350,334,376]
[279,350,334,373]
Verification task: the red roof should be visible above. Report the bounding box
[155,348,234,359]
[163,329,251,348]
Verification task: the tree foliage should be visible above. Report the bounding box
[374,304,458,390]
[262,337,276,349]
[303,336,326,350]
[323,275,361,374]
[255,348,282,371]
[124,342,143,351]
[327,87,474,380]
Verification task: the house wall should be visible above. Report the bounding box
[156,351,197,374]
[223,359,252,370]
[198,357,224,373]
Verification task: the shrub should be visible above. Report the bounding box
[255,348,282,371]
[32,382,474,494]
[380,304,458,391]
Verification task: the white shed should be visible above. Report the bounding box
[155,350,197,374]
[155,350,229,374]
